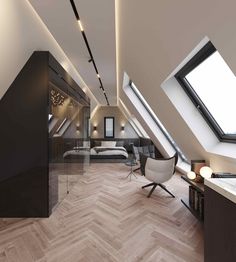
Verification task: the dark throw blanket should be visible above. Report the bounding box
[93,147,127,154]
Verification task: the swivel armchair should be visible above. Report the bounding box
[142,153,178,198]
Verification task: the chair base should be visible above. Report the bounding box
[126,170,137,181]
[142,183,175,198]
[133,167,140,172]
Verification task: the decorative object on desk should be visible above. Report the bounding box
[187,171,196,180]
[191,160,206,183]
[200,166,213,179]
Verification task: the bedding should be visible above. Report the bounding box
[90,146,128,159]
[63,146,128,159]
[63,148,90,158]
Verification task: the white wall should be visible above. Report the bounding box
[117,0,236,173]
[91,106,138,139]
[0,0,97,106]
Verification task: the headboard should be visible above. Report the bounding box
[90,138,140,153]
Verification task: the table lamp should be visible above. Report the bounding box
[200,166,213,179]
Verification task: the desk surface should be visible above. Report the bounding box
[205,178,236,204]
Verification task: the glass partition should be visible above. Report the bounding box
[49,83,90,211]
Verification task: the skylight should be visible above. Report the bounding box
[175,41,236,142]
[130,82,188,162]
[186,52,236,134]
[56,118,67,133]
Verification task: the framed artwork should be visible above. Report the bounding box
[104,117,114,138]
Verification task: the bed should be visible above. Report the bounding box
[90,146,128,159]
[63,140,129,161]
[90,140,128,160]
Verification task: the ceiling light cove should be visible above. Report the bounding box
[69,0,109,106]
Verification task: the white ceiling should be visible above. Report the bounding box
[29,0,117,105]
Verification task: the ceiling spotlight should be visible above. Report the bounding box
[97,74,100,78]
[78,20,84,31]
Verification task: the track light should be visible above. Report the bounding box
[70,0,109,105]
[78,20,84,31]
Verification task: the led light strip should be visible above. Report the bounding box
[70,0,109,106]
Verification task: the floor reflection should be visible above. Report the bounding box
[49,161,89,211]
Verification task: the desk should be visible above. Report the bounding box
[204,178,236,262]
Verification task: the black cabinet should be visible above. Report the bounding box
[0,51,90,217]
[205,186,236,262]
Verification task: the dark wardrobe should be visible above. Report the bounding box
[0,51,90,217]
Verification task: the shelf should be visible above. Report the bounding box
[181,198,204,222]
[181,175,204,193]
[181,175,204,222]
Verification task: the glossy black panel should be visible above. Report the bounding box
[0,51,90,217]
[0,167,48,217]
[0,52,49,217]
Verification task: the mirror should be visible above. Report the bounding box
[104,117,114,138]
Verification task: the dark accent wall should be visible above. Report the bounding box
[90,138,140,153]
[139,137,163,158]
[0,51,90,217]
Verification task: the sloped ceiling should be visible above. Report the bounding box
[117,0,236,172]
[28,0,236,172]
[29,0,117,105]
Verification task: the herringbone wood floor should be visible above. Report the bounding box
[0,163,203,262]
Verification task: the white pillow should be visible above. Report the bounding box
[83,141,90,147]
[101,141,116,147]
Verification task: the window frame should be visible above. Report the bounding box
[129,81,188,162]
[175,41,236,143]
[104,117,115,138]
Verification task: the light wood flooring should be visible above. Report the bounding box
[0,163,203,262]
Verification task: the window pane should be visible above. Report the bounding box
[186,51,236,134]
[131,82,188,162]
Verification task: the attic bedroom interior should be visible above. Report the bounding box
[0,0,236,261]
